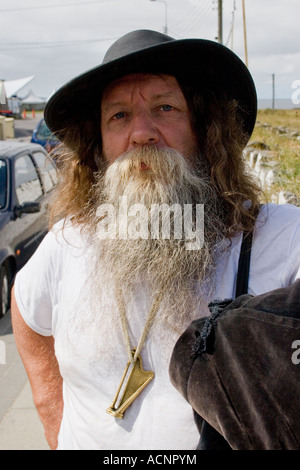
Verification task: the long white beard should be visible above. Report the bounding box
[86,146,226,336]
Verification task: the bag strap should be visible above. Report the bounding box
[235,231,253,297]
[196,230,254,451]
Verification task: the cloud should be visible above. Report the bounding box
[0,0,299,101]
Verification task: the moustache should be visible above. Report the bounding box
[103,146,198,187]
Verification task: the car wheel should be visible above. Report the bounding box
[0,264,10,318]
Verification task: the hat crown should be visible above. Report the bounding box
[102,29,173,64]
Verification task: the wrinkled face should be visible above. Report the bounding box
[100,73,198,165]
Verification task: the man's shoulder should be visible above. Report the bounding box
[251,202,300,258]
[46,219,92,252]
[257,203,300,232]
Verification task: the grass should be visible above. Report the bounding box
[255,108,300,131]
[249,109,300,199]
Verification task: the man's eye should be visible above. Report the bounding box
[161,105,173,112]
[112,111,126,120]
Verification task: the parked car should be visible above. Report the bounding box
[31,118,60,152]
[0,141,57,317]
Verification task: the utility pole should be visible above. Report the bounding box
[218,0,223,44]
[272,74,275,109]
[150,0,168,35]
[242,0,248,66]
[231,0,236,50]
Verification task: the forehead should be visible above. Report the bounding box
[101,73,184,104]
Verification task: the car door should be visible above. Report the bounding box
[12,152,46,268]
[0,158,7,211]
[31,148,58,227]
[31,150,57,195]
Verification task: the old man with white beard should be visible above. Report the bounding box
[11,30,300,450]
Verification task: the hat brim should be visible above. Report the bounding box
[44,38,257,141]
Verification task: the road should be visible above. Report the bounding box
[13,114,41,139]
[0,311,49,449]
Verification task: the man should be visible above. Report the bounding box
[11,30,300,450]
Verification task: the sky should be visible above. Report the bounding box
[0,0,300,105]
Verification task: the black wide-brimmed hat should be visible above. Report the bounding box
[44,29,257,142]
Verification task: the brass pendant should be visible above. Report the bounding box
[106,349,154,419]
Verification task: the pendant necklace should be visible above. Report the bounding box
[106,285,166,419]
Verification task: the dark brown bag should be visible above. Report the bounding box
[169,279,300,450]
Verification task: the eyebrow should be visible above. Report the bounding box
[152,91,174,99]
[101,101,126,112]
[102,91,178,113]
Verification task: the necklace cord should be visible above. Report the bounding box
[115,282,168,363]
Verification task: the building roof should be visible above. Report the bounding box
[3,76,35,98]
[21,90,46,105]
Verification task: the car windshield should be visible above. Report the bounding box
[0,159,8,209]
[36,120,59,141]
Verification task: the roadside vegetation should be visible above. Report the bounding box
[250,108,300,199]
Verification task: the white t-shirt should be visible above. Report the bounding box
[14,203,300,450]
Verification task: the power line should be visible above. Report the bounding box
[225,0,236,49]
[172,1,209,31]
[172,0,213,36]
[177,6,213,36]
[0,0,117,12]
[0,37,118,51]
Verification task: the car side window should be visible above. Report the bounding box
[0,159,7,209]
[15,154,43,205]
[33,151,58,192]
[36,120,52,140]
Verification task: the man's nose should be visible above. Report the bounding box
[129,114,160,147]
